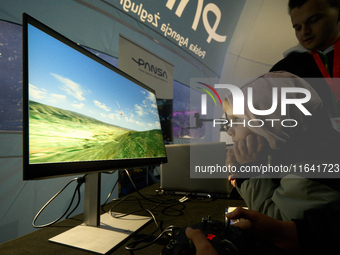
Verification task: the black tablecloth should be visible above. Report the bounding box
[0,183,245,255]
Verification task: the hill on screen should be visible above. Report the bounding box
[29,100,165,163]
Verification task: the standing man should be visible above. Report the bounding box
[270,0,340,130]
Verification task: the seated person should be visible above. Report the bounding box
[185,71,340,254]
[223,71,340,221]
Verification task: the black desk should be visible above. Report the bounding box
[0,184,245,255]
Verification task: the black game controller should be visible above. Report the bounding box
[162,216,286,255]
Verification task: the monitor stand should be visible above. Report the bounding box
[49,173,151,254]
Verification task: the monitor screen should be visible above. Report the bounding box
[22,13,167,180]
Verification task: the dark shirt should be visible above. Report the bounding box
[270,51,336,113]
[269,53,340,254]
[270,51,340,192]
[293,207,340,254]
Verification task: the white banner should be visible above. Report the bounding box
[119,35,174,99]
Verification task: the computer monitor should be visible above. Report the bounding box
[22,13,167,253]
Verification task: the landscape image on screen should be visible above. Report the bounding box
[28,24,166,164]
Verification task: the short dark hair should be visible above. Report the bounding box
[288,0,340,13]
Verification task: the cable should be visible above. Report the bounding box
[123,169,178,205]
[65,177,84,219]
[104,169,186,252]
[101,170,122,207]
[32,176,86,228]
[123,169,160,203]
[106,169,179,218]
[108,195,164,252]
[125,225,181,252]
[108,195,146,218]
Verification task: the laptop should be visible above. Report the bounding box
[160,142,232,197]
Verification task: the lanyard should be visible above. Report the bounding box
[312,38,340,101]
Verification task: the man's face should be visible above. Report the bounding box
[291,0,340,51]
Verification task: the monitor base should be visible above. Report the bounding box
[49,212,151,254]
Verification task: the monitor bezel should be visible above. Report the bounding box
[22,13,167,180]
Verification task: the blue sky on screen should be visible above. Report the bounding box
[28,24,161,132]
